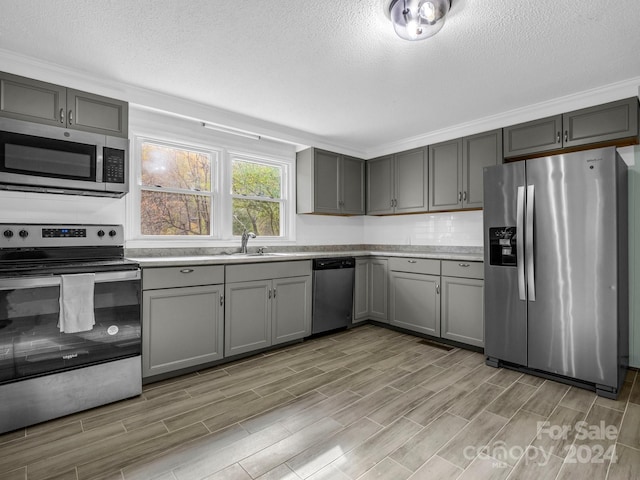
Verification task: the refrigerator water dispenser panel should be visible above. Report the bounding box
[489,227,517,266]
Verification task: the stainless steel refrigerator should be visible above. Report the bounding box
[483,147,628,398]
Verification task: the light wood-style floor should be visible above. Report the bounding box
[1,324,639,480]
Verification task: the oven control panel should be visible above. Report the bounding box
[0,224,123,248]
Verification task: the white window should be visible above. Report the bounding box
[231,155,286,237]
[130,134,293,244]
[138,139,217,236]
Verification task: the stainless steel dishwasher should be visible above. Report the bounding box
[312,257,355,334]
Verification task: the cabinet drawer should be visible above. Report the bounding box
[388,257,440,275]
[143,265,224,290]
[226,260,312,283]
[441,260,483,279]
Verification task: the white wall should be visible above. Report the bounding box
[295,214,365,245]
[0,190,125,225]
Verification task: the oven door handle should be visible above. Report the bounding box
[0,269,140,290]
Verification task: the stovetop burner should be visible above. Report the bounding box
[0,223,137,276]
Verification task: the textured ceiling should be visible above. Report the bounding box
[1,0,640,154]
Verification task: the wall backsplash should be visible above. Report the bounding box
[362,210,483,247]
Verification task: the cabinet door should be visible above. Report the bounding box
[389,271,440,336]
[462,129,502,209]
[341,155,365,215]
[272,276,312,344]
[441,277,484,347]
[142,285,224,377]
[313,149,341,214]
[428,138,462,211]
[225,280,271,356]
[0,72,66,126]
[564,98,639,148]
[395,147,429,214]
[354,259,370,322]
[503,115,562,158]
[369,258,388,323]
[366,155,394,214]
[67,89,128,138]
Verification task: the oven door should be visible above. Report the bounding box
[0,269,140,384]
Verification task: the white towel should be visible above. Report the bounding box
[58,273,96,333]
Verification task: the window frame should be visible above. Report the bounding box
[127,130,295,247]
[228,152,289,239]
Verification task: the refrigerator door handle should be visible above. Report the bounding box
[526,184,536,301]
[516,186,526,300]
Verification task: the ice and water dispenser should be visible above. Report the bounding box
[489,227,517,266]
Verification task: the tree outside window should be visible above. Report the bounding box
[140,141,214,236]
[231,158,283,237]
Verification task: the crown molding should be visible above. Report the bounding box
[365,77,640,159]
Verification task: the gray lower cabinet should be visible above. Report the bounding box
[354,258,370,323]
[296,148,364,215]
[366,148,428,215]
[369,258,388,323]
[353,257,388,323]
[429,129,501,211]
[440,260,484,347]
[142,265,225,378]
[0,71,128,137]
[388,258,441,336]
[504,97,639,158]
[225,261,312,357]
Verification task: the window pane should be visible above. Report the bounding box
[141,190,211,235]
[141,143,211,192]
[232,160,281,198]
[232,198,280,236]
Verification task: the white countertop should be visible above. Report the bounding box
[128,250,484,267]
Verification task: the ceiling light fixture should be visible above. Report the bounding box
[386,0,451,41]
[202,122,261,140]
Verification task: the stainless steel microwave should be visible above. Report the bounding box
[0,117,128,197]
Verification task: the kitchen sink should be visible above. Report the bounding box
[229,252,291,257]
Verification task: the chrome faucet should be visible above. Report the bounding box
[240,229,256,254]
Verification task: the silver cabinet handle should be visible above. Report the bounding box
[60,108,65,123]
[458,192,462,202]
[179,268,194,274]
[408,260,417,264]
[390,199,394,208]
[564,130,568,143]
[68,110,73,125]
[556,132,561,143]
[436,284,440,295]
[268,289,272,299]
[526,184,536,301]
[458,263,470,267]
[517,185,526,301]
[273,288,277,298]
[463,191,467,202]
[220,295,224,306]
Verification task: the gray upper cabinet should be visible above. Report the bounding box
[366,148,428,215]
[366,155,394,215]
[297,148,364,215]
[0,71,128,137]
[66,89,128,137]
[563,98,639,148]
[463,129,502,208]
[429,129,501,211]
[428,138,463,211]
[504,97,639,158]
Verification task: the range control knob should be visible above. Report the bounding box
[109,229,117,237]
[97,230,105,238]
[19,230,28,238]
[3,230,13,238]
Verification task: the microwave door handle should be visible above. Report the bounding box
[516,185,526,301]
[0,269,140,291]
